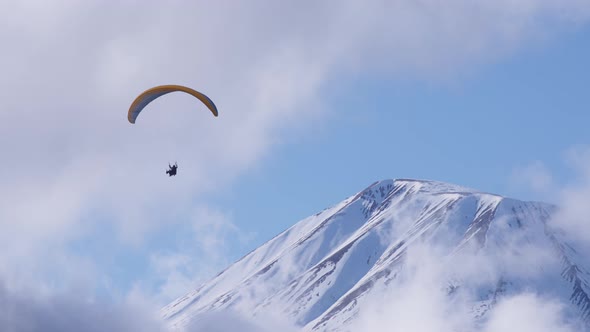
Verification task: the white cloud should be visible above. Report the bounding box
[548,146,590,252]
[351,243,474,332]
[511,160,555,194]
[350,209,582,332]
[130,206,252,304]
[511,146,590,252]
[483,293,577,332]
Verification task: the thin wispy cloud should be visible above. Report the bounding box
[511,160,555,194]
[549,146,590,252]
[512,146,590,251]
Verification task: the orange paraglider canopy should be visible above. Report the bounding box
[128,85,218,124]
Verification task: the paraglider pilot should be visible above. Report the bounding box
[166,162,178,176]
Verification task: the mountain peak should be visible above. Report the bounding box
[162,178,589,331]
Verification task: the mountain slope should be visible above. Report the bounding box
[161,179,590,331]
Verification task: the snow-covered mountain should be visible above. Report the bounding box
[161,179,590,331]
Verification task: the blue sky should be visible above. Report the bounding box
[225,23,590,259]
[1,2,590,329]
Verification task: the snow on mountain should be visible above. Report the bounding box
[161,179,590,331]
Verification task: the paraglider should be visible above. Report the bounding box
[127,84,218,124]
[127,84,218,177]
[166,162,178,176]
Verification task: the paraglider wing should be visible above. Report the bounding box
[128,85,218,124]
